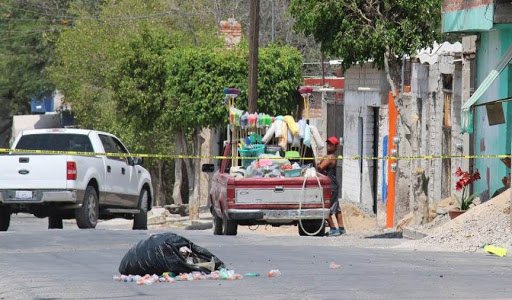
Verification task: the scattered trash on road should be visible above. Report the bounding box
[244,272,260,277]
[484,245,508,257]
[329,261,341,269]
[268,269,282,277]
[114,268,243,285]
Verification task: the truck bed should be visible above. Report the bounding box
[229,175,331,206]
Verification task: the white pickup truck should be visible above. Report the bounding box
[0,128,153,231]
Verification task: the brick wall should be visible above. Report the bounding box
[442,0,492,13]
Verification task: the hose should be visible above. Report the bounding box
[298,168,325,236]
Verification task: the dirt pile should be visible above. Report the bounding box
[397,196,453,233]
[341,202,377,233]
[399,189,512,252]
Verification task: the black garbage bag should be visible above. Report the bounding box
[119,232,225,276]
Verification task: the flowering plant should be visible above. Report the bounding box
[453,167,481,211]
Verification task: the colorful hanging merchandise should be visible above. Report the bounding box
[309,125,326,164]
[283,115,299,136]
[299,86,314,119]
[224,88,241,108]
[227,102,327,178]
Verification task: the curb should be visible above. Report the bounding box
[184,220,213,231]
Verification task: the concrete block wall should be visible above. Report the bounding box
[394,57,463,222]
[342,101,363,203]
[429,65,445,203]
[361,107,377,208]
[414,63,430,164]
[342,87,385,210]
[450,63,464,191]
[417,54,463,204]
[342,63,388,213]
[345,64,388,92]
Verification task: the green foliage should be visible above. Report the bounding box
[165,44,303,130]
[110,28,172,132]
[454,193,476,211]
[257,45,303,116]
[165,46,245,130]
[51,0,302,149]
[0,0,73,114]
[289,0,442,70]
[50,0,222,139]
[51,0,170,132]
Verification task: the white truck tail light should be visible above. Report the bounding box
[67,161,77,180]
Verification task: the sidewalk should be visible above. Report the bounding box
[97,207,213,231]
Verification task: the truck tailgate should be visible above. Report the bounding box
[232,177,330,205]
[0,155,68,189]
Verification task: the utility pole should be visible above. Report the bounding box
[248,0,260,114]
[271,0,275,43]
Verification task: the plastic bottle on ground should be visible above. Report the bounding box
[268,269,281,277]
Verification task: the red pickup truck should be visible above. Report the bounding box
[203,144,332,236]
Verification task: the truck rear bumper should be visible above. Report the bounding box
[0,190,82,204]
[226,208,330,222]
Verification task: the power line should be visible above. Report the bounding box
[0,3,207,23]
[0,28,57,34]
[0,4,220,42]
[0,2,70,18]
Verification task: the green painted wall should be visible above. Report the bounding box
[473,25,512,200]
[442,4,494,33]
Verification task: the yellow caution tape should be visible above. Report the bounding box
[0,148,510,161]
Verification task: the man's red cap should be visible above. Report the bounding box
[327,136,340,146]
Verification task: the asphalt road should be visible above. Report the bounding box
[1,215,512,299]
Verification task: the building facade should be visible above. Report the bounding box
[442,0,512,200]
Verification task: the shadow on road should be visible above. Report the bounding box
[364,231,403,239]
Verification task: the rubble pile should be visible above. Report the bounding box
[401,189,512,252]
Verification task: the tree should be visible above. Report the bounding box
[164,43,303,219]
[50,0,193,206]
[108,28,175,206]
[290,0,442,225]
[0,0,77,116]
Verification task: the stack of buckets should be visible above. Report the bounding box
[239,144,265,168]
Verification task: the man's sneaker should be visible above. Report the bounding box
[338,227,346,235]
[328,228,341,236]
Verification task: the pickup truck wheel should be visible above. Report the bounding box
[48,216,63,229]
[298,220,325,237]
[212,211,223,235]
[133,189,148,230]
[0,207,10,231]
[75,186,99,229]
[223,218,237,236]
